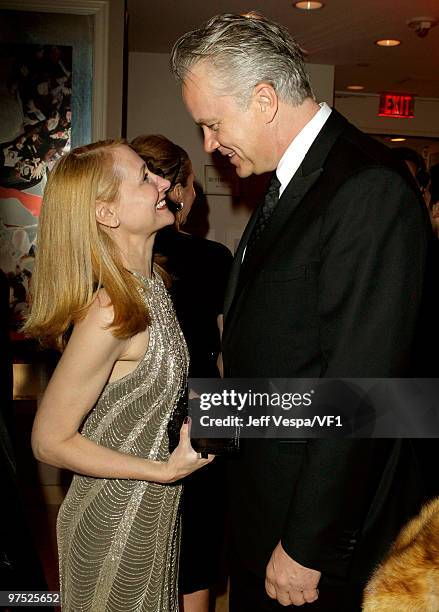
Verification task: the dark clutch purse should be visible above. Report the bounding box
[167,387,240,456]
[167,387,188,453]
[189,434,240,457]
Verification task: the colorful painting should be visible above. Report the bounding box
[0,43,72,337]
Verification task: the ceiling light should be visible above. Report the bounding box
[347,85,365,91]
[390,137,406,142]
[375,39,401,47]
[294,1,324,10]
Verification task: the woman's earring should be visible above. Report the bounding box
[175,202,184,212]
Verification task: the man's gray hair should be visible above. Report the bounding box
[170,12,314,107]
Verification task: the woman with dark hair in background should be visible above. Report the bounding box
[131,134,233,612]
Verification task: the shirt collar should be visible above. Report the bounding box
[277,102,332,197]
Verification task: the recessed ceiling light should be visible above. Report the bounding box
[294,1,324,10]
[347,85,365,90]
[375,39,401,47]
[390,137,406,142]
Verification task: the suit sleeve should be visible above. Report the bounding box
[281,167,429,579]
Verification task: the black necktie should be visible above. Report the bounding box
[246,173,281,255]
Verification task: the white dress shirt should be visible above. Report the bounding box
[242,102,332,261]
[277,102,332,196]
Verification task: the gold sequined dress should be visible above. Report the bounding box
[57,272,188,612]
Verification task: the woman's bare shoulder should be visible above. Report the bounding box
[76,288,115,330]
[68,288,124,354]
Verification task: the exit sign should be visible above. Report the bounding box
[379,93,415,118]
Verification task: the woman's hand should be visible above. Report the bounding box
[164,419,214,483]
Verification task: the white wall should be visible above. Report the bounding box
[127,52,334,250]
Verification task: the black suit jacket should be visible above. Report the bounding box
[222,110,437,584]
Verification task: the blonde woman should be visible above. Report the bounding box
[24,140,213,612]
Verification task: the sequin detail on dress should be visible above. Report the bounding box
[57,272,188,611]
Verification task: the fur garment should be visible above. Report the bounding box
[362,497,439,611]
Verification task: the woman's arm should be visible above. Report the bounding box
[32,296,211,483]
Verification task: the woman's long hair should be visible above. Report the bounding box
[23,140,151,351]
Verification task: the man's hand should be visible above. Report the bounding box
[265,542,321,607]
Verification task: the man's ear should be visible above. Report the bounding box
[253,83,278,123]
[95,201,119,228]
[431,202,439,219]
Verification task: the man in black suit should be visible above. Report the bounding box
[171,13,436,611]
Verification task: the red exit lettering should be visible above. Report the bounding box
[379,93,415,118]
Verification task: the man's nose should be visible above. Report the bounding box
[203,129,219,154]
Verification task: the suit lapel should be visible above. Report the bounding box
[238,167,323,286]
[223,195,264,318]
[223,109,349,331]
[223,167,322,336]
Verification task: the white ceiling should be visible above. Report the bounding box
[127,0,439,98]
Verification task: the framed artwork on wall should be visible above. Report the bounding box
[0,0,110,396]
[0,42,73,337]
[0,0,110,141]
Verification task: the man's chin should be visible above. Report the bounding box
[234,163,253,179]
